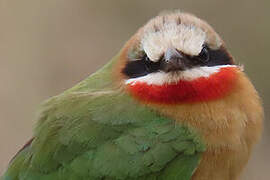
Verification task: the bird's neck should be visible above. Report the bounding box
[125,66,240,104]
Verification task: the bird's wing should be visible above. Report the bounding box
[2,58,205,180]
[2,90,205,180]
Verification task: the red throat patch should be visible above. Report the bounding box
[126,67,239,104]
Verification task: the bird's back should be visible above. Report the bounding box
[2,56,205,180]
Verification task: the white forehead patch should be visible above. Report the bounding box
[125,65,238,86]
[141,23,206,62]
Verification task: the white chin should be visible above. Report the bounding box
[125,65,238,86]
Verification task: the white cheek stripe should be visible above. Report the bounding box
[125,65,239,86]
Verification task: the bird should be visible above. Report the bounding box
[1,11,263,180]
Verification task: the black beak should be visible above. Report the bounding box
[161,48,189,72]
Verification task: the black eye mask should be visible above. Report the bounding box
[122,46,233,78]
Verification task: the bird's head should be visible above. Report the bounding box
[116,11,242,104]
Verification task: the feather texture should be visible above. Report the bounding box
[2,55,205,180]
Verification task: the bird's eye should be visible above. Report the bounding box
[144,55,160,72]
[144,55,153,71]
[198,46,210,62]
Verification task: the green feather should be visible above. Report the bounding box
[2,54,205,180]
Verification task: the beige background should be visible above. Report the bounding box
[0,0,269,179]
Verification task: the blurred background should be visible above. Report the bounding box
[0,0,269,179]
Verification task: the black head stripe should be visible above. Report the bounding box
[122,55,161,78]
[122,60,149,78]
[122,46,233,78]
[205,46,234,66]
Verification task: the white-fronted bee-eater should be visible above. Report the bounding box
[2,11,263,180]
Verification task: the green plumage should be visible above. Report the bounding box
[2,54,205,180]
